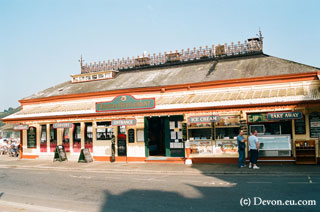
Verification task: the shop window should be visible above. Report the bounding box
[73,123,81,152]
[128,129,135,143]
[85,123,93,141]
[96,121,113,140]
[262,122,292,135]
[73,123,81,142]
[63,128,70,152]
[40,125,47,152]
[215,127,239,139]
[27,127,37,148]
[309,112,320,138]
[50,124,57,152]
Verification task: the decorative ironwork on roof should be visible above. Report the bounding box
[79,31,264,75]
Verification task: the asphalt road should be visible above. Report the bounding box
[0,168,319,212]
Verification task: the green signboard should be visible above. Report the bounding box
[27,127,36,148]
[267,112,303,120]
[96,95,155,112]
[247,113,268,123]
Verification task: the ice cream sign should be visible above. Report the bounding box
[188,115,220,123]
[267,112,303,120]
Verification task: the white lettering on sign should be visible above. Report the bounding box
[14,125,29,130]
[268,112,302,120]
[112,119,136,126]
[189,116,219,123]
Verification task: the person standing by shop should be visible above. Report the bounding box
[237,130,247,168]
[248,129,260,169]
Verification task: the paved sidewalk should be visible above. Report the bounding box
[0,155,319,175]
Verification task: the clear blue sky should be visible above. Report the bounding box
[1,0,319,111]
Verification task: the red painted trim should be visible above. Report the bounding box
[18,71,319,105]
[191,157,238,164]
[115,156,127,162]
[21,155,39,159]
[127,157,147,162]
[3,100,320,123]
[95,94,156,113]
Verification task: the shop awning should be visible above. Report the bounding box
[3,81,320,121]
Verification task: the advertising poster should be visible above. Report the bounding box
[190,141,212,154]
[215,140,238,154]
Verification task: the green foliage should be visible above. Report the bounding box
[0,106,21,127]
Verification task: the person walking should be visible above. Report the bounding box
[248,129,260,169]
[237,130,247,168]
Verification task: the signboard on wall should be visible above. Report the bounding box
[27,127,36,148]
[111,119,136,126]
[14,125,29,130]
[188,115,220,123]
[53,123,73,128]
[294,116,306,134]
[309,112,320,138]
[247,113,268,123]
[267,112,303,120]
[96,95,155,112]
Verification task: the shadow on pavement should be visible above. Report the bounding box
[99,177,320,212]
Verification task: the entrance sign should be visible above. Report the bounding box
[53,122,73,128]
[14,125,29,130]
[267,112,303,120]
[112,119,136,126]
[188,115,220,123]
[96,95,155,112]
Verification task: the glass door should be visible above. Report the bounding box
[117,126,127,156]
[40,125,47,152]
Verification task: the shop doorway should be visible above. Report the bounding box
[117,126,127,156]
[148,117,165,156]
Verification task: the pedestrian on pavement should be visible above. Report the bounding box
[248,129,260,169]
[237,130,247,168]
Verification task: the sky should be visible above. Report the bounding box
[0,0,319,111]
